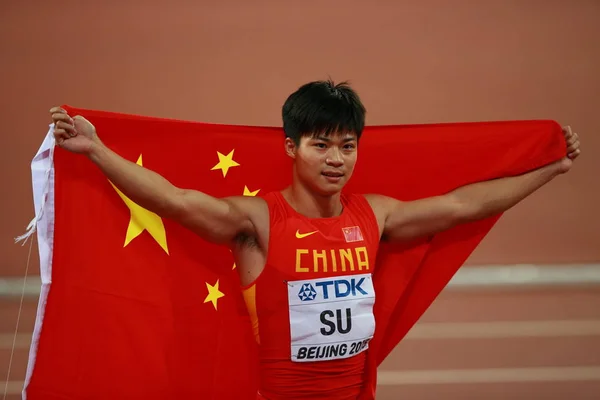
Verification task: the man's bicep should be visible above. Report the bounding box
[380,194,464,242]
[172,190,257,245]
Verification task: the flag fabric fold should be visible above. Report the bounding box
[22,106,565,399]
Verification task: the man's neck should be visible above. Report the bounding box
[282,182,343,218]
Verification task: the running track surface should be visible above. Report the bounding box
[2,285,600,399]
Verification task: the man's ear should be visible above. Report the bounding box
[284,137,297,159]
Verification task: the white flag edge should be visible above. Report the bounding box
[22,125,56,400]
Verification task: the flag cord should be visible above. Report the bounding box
[3,236,35,400]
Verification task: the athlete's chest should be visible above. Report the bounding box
[267,213,378,280]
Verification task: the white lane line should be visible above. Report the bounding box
[3,320,600,349]
[0,334,31,349]
[377,366,600,385]
[1,380,23,395]
[405,320,600,339]
[2,263,600,299]
[4,368,600,393]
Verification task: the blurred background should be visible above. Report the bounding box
[1,0,599,399]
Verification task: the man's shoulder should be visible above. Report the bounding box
[357,193,393,208]
[356,193,402,222]
[224,191,282,224]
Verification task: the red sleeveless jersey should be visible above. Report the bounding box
[242,191,381,399]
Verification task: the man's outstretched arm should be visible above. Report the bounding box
[51,107,261,246]
[367,126,581,242]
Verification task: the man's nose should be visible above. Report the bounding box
[325,148,344,167]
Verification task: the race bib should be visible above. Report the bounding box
[287,273,376,362]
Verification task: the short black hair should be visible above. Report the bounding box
[282,79,366,144]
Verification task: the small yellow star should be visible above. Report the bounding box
[229,249,236,269]
[211,150,240,177]
[243,185,260,197]
[110,154,169,254]
[204,279,225,310]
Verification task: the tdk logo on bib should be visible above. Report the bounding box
[298,278,368,302]
[298,283,317,301]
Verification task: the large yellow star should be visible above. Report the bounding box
[204,279,225,310]
[110,154,169,254]
[243,185,260,196]
[211,150,240,177]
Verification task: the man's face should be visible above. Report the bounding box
[286,132,358,195]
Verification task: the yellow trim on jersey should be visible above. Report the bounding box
[242,284,260,344]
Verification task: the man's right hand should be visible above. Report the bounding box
[50,107,100,155]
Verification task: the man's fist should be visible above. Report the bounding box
[557,126,581,174]
[50,107,99,155]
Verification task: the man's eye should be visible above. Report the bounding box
[315,143,327,148]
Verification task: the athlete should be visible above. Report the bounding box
[49,80,580,399]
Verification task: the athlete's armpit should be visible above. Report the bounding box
[224,196,270,251]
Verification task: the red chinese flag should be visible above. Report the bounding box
[22,106,564,399]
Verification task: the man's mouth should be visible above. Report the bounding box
[322,171,344,183]
[322,171,344,177]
